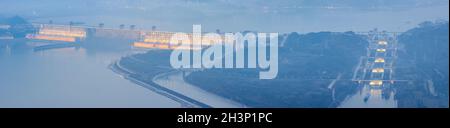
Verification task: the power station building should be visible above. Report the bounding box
[26,24,87,42]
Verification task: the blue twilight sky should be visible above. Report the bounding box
[0,0,448,33]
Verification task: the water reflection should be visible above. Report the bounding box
[0,44,179,108]
[339,84,397,108]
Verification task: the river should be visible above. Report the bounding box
[153,71,246,108]
[0,43,398,108]
[0,45,180,108]
[338,84,398,108]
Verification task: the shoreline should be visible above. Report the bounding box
[153,71,247,108]
[109,59,212,108]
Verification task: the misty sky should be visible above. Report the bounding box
[0,0,448,33]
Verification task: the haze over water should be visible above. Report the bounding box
[1,0,448,33]
[0,0,448,108]
[0,48,179,107]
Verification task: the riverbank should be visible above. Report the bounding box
[110,49,249,108]
[153,71,246,108]
[1,46,179,107]
[109,57,212,108]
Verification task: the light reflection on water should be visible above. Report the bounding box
[0,46,179,108]
[339,84,397,108]
[0,43,400,108]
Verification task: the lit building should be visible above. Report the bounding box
[27,24,86,42]
[38,28,86,38]
[372,68,385,73]
[378,40,388,45]
[374,58,385,63]
[26,34,76,42]
[133,31,223,50]
[376,48,386,52]
[143,31,177,44]
[369,80,383,86]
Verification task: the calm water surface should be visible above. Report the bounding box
[0,46,179,107]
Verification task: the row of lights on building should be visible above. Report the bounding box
[369,40,388,86]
